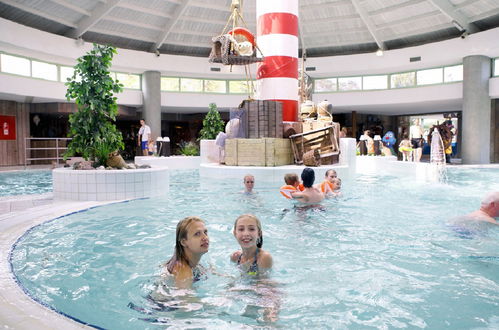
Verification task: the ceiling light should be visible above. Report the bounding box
[376,49,384,57]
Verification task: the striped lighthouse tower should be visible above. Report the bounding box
[256,0,299,122]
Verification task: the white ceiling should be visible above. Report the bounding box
[1,0,499,57]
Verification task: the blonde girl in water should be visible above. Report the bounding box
[164,216,209,289]
[231,214,273,275]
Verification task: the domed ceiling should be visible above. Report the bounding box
[1,0,499,57]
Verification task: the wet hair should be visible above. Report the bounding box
[284,173,299,185]
[243,174,254,182]
[325,169,337,178]
[481,191,499,208]
[166,216,204,273]
[301,167,315,188]
[234,214,263,248]
[332,177,341,189]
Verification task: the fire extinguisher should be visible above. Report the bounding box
[3,122,8,136]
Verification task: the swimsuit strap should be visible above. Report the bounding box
[237,248,260,275]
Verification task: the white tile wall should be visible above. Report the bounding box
[53,168,170,201]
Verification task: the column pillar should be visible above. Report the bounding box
[462,55,492,164]
[142,71,161,139]
[256,0,299,122]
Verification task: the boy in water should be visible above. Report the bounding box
[242,174,255,194]
[291,168,324,204]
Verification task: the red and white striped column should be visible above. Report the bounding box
[256,0,299,122]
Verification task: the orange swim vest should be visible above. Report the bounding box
[320,181,334,193]
[280,185,297,199]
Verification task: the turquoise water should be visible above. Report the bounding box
[0,170,52,196]
[10,168,499,329]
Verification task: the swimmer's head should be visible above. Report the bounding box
[301,167,315,188]
[172,216,206,267]
[234,214,263,248]
[284,173,300,186]
[243,174,255,192]
[481,191,499,217]
[325,169,337,182]
[332,177,341,190]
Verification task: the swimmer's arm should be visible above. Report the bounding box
[290,191,304,199]
[230,251,241,263]
[171,263,193,289]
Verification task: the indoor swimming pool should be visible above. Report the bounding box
[9,167,499,329]
[0,170,52,196]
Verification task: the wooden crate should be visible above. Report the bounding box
[225,138,293,166]
[290,125,340,165]
[239,100,283,139]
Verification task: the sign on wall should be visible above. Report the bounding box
[0,115,16,140]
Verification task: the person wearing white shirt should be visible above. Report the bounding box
[410,118,424,162]
[138,119,152,156]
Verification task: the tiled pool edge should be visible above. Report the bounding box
[53,167,169,201]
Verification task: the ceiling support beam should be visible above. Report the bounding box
[350,0,386,50]
[66,0,122,39]
[151,0,193,52]
[428,0,479,33]
[1,0,76,28]
[48,0,91,16]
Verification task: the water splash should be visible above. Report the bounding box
[429,128,447,182]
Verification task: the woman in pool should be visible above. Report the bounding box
[164,216,209,288]
[231,214,272,275]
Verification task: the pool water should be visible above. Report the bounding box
[10,168,499,329]
[0,170,52,196]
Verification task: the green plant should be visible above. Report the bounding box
[198,103,225,140]
[178,141,200,156]
[64,44,124,167]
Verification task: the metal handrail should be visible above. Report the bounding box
[24,137,72,167]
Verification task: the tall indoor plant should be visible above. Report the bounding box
[199,103,225,140]
[64,44,124,167]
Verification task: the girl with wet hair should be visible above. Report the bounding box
[230,214,273,275]
[165,216,209,288]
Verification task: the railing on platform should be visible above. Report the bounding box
[24,137,72,167]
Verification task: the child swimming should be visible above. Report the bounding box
[318,169,338,195]
[230,214,273,276]
[163,216,209,288]
[280,173,303,199]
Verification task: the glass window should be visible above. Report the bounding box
[116,73,141,89]
[31,60,58,81]
[60,66,75,82]
[494,58,498,76]
[229,80,250,93]
[338,77,361,91]
[181,78,203,92]
[363,75,388,90]
[161,77,180,91]
[444,65,463,82]
[314,78,337,92]
[204,80,226,93]
[0,54,30,76]
[417,68,443,85]
[390,72,415,88]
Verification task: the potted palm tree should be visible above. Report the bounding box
[64,43,124,167]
